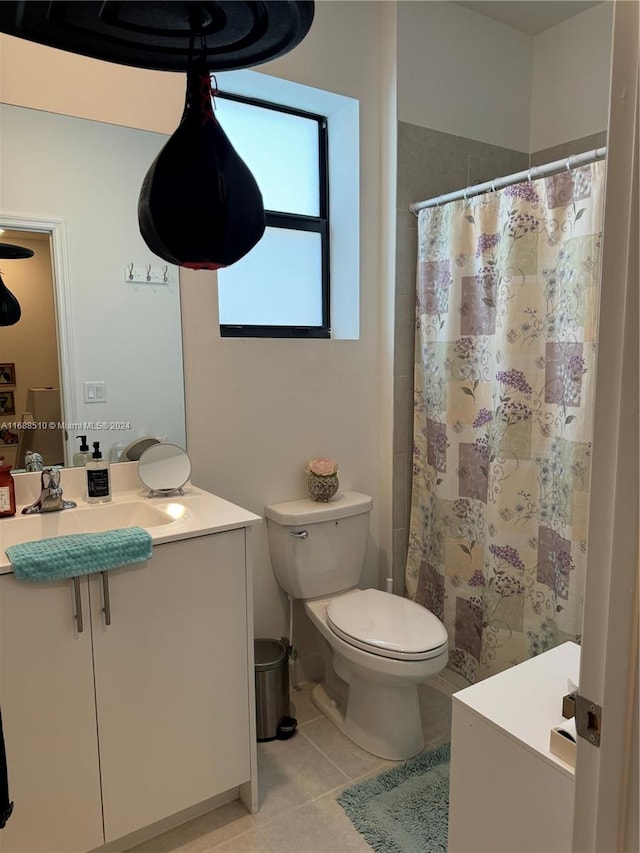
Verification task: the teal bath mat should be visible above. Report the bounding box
[337,743,450,853]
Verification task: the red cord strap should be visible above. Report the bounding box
[199,72,217,125]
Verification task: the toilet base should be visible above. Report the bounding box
[311,680,425,761]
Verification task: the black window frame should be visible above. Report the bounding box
[217,91,330,339]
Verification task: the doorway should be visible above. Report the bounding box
[0,228,65,468]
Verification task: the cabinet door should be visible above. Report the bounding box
[0,574,103,853]
[90,531,251,843]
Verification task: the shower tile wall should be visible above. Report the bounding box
[392,122,607,593]
[530,131,607,167]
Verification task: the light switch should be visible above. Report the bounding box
[84,381,106,403]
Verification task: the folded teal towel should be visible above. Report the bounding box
[5,526,153,582]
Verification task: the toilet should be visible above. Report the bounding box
[265,491,448,760]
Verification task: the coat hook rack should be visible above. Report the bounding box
[123,263,173,285]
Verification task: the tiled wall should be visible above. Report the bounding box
[530,130,607,167]
[392,123,607,593]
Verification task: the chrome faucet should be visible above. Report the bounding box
[22,467,77,514]
[24,450,44,472]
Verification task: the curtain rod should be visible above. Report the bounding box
[409,147,607,215]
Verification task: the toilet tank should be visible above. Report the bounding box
[265,491,372,599]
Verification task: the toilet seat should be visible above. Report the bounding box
[326,588,448,661]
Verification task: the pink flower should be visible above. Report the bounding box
[307,458,338,476]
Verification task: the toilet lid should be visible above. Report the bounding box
[326,588,448,661]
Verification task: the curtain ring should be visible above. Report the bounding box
[436,195,442,208]
[491,179,497,194]
[566,155,574,174]
[527,167,534,182]
[463,187,470,202]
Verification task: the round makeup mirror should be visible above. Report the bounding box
[138,443,191,496]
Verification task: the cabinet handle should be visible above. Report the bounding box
[289,530,308,539]
[101,572,112,626]
[73,577,83,633]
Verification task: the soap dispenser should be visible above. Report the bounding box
[86,441,112,503]
[73,435,92,467]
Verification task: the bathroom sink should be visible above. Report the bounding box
[0,501,175,550]
[73,501,175,533]
[0,511,83,550]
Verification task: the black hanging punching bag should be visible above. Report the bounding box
[0,272,21,327]
[138,65,265,269]
[0,243,32,327]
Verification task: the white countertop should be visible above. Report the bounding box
[452,641,580,779]
[0,462,261,574]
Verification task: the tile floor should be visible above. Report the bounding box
[126,680,453,853]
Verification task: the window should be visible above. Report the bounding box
[215,92,330,338]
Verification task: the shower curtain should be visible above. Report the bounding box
[405,161,606,683]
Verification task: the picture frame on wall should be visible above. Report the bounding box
[0,391,15,415]
[0,364,15,385]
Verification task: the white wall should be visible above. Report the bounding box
[397,0,533,150]
[0,34,184,133]
[182,0,388,641]
[397,0,613,156]
[530,2,613,151]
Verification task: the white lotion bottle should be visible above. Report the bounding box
[73,435,92,467]
[86,441,112,503]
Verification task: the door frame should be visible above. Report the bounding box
[573,1,639,850]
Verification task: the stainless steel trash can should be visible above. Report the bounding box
[254,638,295,741]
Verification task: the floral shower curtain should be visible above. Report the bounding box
[405,162,606,683]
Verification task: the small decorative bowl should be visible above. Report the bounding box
[307,472,339,502]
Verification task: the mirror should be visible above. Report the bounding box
[0,103,186,468]
[138,443,192,496]
[122,436,161,462]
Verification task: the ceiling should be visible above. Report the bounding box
[455,1,603,35]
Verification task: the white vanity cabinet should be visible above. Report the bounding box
[90,531,251,843]
[0,527,255,853]
[0,573,104,853]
